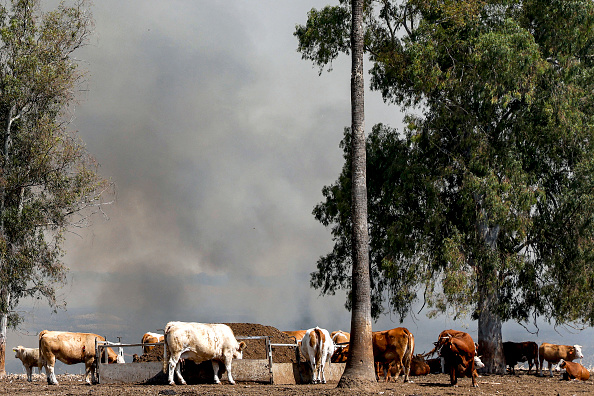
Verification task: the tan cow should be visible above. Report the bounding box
[163,321,246,385]
[13,346,43,382]
[559,359,590,381]
[373,327,415,383]
[282,330,307,344]
[141,332,164,354]
[39,330,124,385]
[538,342,583,377]
[330,330,350,363]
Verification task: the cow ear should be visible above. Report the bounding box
[239,341,247,351]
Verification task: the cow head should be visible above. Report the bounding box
[558,359,567,370]
[573,345,584,359]
[12,346,23,359]
[474,355,485,369]
[234,341,247,359]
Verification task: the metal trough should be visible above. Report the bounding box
[96,336,346,384]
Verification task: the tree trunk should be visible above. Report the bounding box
[476,209,505,374]
[0,289,9,378]
[477,284,505,374]
[338,0,376,387]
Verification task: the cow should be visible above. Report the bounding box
[163,321,246,385]
[282,330,307,344]
[409,354,431,376]
[331,330,350,363]
[141,332,164,354]
[559,359,590,381]
[432,329,480,387]
[426,357,443,373]
[13,346,43,382]
[372,327,415,383]
[38,330,124,385]
[538,342,583,377]
[300,327,335,384]
[503,341,538,374]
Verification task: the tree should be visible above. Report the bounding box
[0,0,110,376]
[297,0,594,373]
[336,0,377,387]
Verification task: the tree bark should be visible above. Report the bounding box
[476,206,505,374]
[338,0,376,387]
[0,289,9,378]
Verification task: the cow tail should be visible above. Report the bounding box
[313,327,323,374]
[38,331,47,370]
[162,331,169,374]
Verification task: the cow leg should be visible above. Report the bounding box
[26,365,32,382]
[538,357,544,376]
[84,363,93,385]
[449,366,458,386]
[222,357,237,385]
[319,355,327,384]
[167,353,186,385]
[45,363,58,385]
[548,362,554,377]
[211,360,221,384]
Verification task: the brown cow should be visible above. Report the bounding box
[331,330,350,363]
[372,327,415,382]
[39,330,124,385]
[503,341,538,374]
[559,359,590,381]
[409,354,431,376]
[282,330,307,344]
[433,329,480,387]
[538,343,583,377]
[141,332,164,354]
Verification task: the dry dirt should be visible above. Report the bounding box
[1,371,593,396]
[4,323,593,395]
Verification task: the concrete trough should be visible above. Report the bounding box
[98,360,346,385]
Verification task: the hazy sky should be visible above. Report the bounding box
[6,0,594,374]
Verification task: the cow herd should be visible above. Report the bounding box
[284,327,590,387]
[10,322,592,387]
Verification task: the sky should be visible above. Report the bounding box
[6,0,594,374]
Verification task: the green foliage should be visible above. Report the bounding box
[0,0,110,328]
[299,0,594,327]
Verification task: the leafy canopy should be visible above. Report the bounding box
[0,0,111,327]
[297,0,594,327]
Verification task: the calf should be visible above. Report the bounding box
[163,321,246,385]
[503,341,538,374]
[13,346,43,382]
[373,327,415,382]
[559,359,590,381]
[409,354,430,376]
[301,327,335,384]
[538,342,583,377]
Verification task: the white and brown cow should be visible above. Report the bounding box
[538,342,583,377]
[141,332,164,354]
[13,346,43,382]
[163,321,246,385]
[38,330,124,385]
[330,330,350,363]
[300,327,335,384]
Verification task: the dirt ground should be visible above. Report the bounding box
[1,370,593,396]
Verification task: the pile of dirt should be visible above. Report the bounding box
[133,323,299,364]
[225,322,299,363]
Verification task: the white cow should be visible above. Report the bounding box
[13,346,43,382]
[301,327,335,384]
[163,321,246,385]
